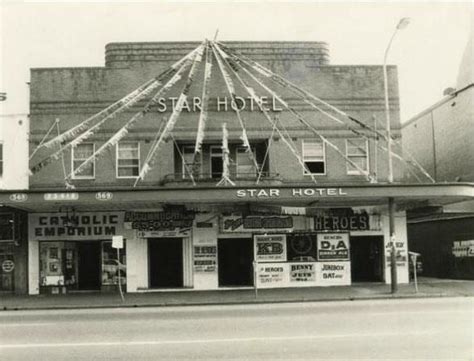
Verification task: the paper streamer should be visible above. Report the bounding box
[134,43,205,186]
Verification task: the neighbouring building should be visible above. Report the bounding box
[0,114,29,294]
[0,41,471,295]
[402,33,474,279]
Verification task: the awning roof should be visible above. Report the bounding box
[1,183,473,213]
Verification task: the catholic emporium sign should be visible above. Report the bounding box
[31,212,124,240]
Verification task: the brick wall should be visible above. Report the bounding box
[29,41,402,189]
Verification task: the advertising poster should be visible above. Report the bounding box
[221,215,293,233]
[193,245,217,272]
[317,233,350,261]
[290,263,316,283]
[316,262,351,286]
[254,234,287,262]
[257,263,288,288]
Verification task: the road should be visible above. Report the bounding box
[0,297,473,360]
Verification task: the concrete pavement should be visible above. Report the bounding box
[1,277,474,311]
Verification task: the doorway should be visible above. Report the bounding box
[77,242,101,290]
[350,236,384,282]
[149,238,183,288]
[218,238,253,287]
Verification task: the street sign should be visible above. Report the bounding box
[2,260,15,273]
[112,235,123,249]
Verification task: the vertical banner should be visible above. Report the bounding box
[317,233,350,261]
[254,234,287,262]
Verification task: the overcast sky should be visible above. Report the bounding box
[1,1,472,122]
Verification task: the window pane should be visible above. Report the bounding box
[304,141,323,159]
[305,161,325,174]
[347,139,367,156]
[73,161,94,177]
[117,142,139,177]
[74,144,94,159]
[347,157,368,173]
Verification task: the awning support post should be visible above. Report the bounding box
[389,197,398,294]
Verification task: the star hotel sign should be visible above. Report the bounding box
[236,188,348,198]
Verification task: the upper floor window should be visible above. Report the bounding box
[181,145,200,179]
[302,140,325,175]
[71,143,95,179]
[210,146,223,179]
[236,146,257,178]
[0,143,3,177]
[346,138,369,175]
[117,142,140,178]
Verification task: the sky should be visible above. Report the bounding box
[0,1,472,122]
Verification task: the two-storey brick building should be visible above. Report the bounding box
[2,41,472,295]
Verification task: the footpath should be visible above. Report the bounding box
[1,278,474,311]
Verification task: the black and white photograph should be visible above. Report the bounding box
[0,1,473,360]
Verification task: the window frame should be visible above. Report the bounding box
[236,146,257,178]
[181,145,201,179]
[210,145,223,178]
[345,138,369,175]
[302,139,326,175]
[71,143,95,180]
[116,142,140,179]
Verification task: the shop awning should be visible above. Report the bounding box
[1,183,473,213]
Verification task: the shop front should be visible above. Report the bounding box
[29,212,127,294]
[0,209,28,294]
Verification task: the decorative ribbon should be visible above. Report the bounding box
[40,47,199,151]
[66,59,193,180]
[216,123,236,186]
[217,44,375,182]
[194,41,213,156]
[134,43,205,186]
[211,43,260,174]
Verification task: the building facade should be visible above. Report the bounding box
[5,40,469,295]
[0,114,29,294]
[402,33,474,279]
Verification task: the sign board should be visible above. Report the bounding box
[30,212,124,241]
[221,215,293,233]
[124,211,194,231]
[313,208,380,231]
[112,235,123,249]
[452,240,474,257]
[317,233,350,261]
[137,229,191,238]
[256,263,287,288]
[290,263,316,283]
[316,262,351,286]
[193,246,217,272]
[2,259,14,273]
[254,234,287,262]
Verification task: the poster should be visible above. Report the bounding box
[316,262,351,286]
[317,233,350,261]
[256,263,288,288]
[221,215,293,233]
[290,263,316,283]
[194,245,217,272]
[254,234,287,262]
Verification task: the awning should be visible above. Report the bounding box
[1,183,473,213]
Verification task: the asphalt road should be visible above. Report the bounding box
[0,297,473,360]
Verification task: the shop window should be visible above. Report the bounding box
[0,142,3,177]
[346,138,369,175]
[117,142,140,178]
[236,147,257,178]
[71,143,95,179]
[302,140,325,175]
